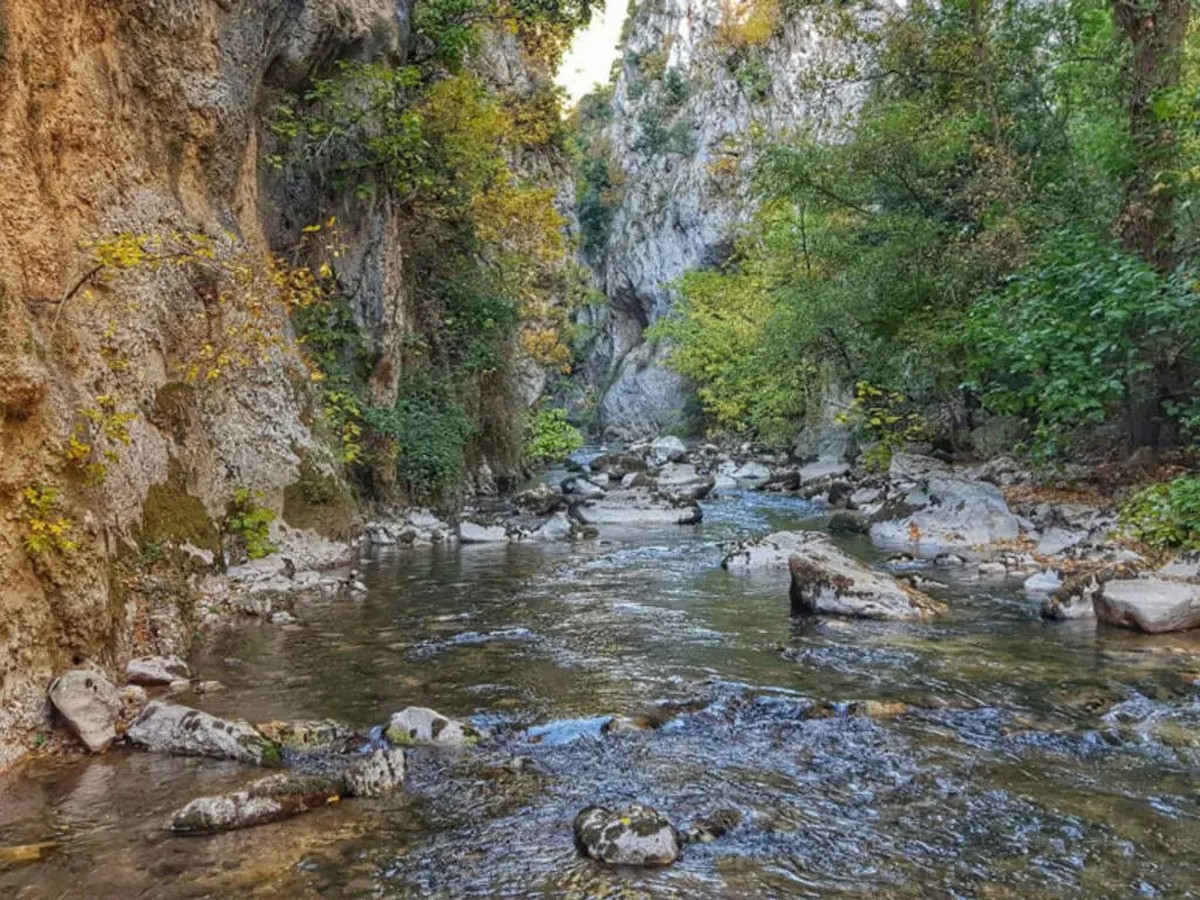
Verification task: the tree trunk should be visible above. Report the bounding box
[1110,0,1191,271]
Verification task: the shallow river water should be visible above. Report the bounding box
[3,482,1200,898]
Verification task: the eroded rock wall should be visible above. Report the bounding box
[0,0,415,768]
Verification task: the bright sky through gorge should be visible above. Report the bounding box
[555,0,630,102]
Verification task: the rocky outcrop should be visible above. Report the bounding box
[573,804,682,866]
[576,0,893,438]
[788,539,941,621]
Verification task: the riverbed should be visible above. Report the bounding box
[3,486,1200,898]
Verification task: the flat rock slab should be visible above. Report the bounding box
[722,531,824,572]
[1095,579,1200,634]
[574,499,701,527]
[789,538,941,621]
[127,701,280,765]
[125,655,192,686]
[48,670,121,753]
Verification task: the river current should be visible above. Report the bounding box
[3,476,1200,897]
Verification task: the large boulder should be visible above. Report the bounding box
[655,463,715,501]
[722,531,823,571]
[126,701,280,765]
[125,655,192,686]
[1094,579,1200,634]
[48,669,121,753]
[870,473,1021,555]
[573,804,681,866]
[731,461,772,488]
[788,539,941,620]
[514,483,567,516]
[386,706,479,747]
[649,435,688,464]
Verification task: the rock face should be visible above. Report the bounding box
[48,670,121,753]
[573,804,682,866]
[1095,580,1200,634]
[788,540,940,620]
[576,0,893,438]
[126,701,280,765]
[385,707,479,747]
[0,1,572,767]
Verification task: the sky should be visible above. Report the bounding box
[554,0,631,104]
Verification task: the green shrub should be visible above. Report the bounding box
[1118,477,1200,552]
[965,230,1200,457]
[524,407,583,465]
[364,374,475,498]
[225,488,277,560]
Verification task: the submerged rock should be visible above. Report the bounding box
[573,804,681,866]
[1095,579,1200,634]
[683,808,742,844]
[166,748,405,834]
[127,701,281,765]
[788,539,941,621]
[386,706,479,747]
[125,655,192,687]
[48,669,121,753]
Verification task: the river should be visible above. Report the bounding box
[3,481,1200,897]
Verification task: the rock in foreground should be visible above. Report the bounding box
[167,748,406,834]
[573,804,681,866]
[48,670,121,753]
[126,701,280,765]
[789,539,941,621]
[1095,579,1200,634]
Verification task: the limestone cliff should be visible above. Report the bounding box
[0,0,570,766]
[576,0,885,439]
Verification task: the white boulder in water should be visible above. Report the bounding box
[386,706,479,747]
[573,804,681,866]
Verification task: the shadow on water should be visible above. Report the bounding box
[3,488,1200,896]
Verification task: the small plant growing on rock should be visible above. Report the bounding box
[836,381,927,471]
[1118,477,1200,552]
[19,484,78,557]
[224,488,277,560]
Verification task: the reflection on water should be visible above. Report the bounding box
[3,489,1200,897]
